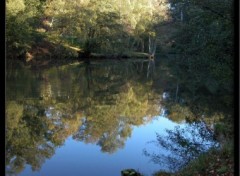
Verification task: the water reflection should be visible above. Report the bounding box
[14,115,185,176]
[6,58,230,175]
[143,120,219,172]
[6,60,161,175]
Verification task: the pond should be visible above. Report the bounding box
[6,57,227,176]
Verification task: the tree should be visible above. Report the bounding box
[6,0,45,58]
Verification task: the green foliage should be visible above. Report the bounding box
[7,0,172,59]
[6,0,26,16]
[216,166,228,174]
[6,0,45,58]
[6,101,24,139]
[167,0,233,96]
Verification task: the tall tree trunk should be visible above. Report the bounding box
[141,39,144,52]
[180,9,183,22]
[148,35,151,54]
[149,35,157,56]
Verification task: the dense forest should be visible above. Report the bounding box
[6,0,234,91]
[7,0,168,59]
[7,0,233,58]
[6,0,235,175]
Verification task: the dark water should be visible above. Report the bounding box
[6,57,228,176]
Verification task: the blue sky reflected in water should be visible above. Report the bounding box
[19,115,183,176]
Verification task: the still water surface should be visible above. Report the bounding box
[6,58,219,176]
[18,116,181,176]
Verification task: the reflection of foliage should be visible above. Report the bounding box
[6,63,40,101]
[73,81,160,153]
[155,66,233,128]
[6,102,56,175]
[6,57,233,175]
[6,61,163,176]
[43,107,83,145]
[97,129,126,154]
[70,63,161,153]
[5,97,84,175]
[6,101,24,136]
[143,121,219,172]
[167,103,194,123]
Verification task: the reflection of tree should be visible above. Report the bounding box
[39,73,53,101]
[157,55,234,123]
[151,59,233,127]
[5,99,84,175]
[6,101,56,175]
[166,103,194,123]
[44,106,84,145]
[6,62,163,174]
[70,62,161,153]
[6,64,41,101]
[81,62,93,91]
[8,60,217,175]
[160,88,231,129]
[6,56,234,175]
[72,80,161,153]
[97,123,131,153]
[147,59,155,79]
[143,121,219,172]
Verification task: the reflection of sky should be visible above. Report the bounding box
[19,115,184,176]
